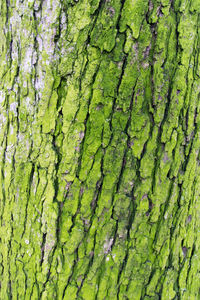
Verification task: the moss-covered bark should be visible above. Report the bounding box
[0,0,200,299]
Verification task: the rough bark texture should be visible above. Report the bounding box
[0,0,200,299]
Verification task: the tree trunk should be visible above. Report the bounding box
[0,0,200,299]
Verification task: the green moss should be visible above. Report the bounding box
[90,0,121,52]
[161,269,177,299]
[119,0,148,39]
[1,0,200,299]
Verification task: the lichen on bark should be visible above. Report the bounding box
[1,0,200,299]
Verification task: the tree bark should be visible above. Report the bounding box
[0,0,200,299]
